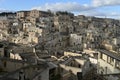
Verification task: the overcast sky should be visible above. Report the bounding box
[0,0,120,19]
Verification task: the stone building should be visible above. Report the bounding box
[17,11,30,19]
[98,49,120,74]
[30,9,52,18]
[54,14,73,34]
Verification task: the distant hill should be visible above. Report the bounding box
[0,12,16,16]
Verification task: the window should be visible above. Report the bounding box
[100,53,103,59]
[110,58,114,65]
[107,56,111,63]
[78,64,81,68]
[101,53,107,61]
[116,60,120,69]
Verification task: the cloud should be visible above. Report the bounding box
[32,1,120,19]
[79,11,106,16]
[92,0,120,7]
[32,0,120,12]
[79,10,120,19]
[0,8,13,13]
[32,2,92,12]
